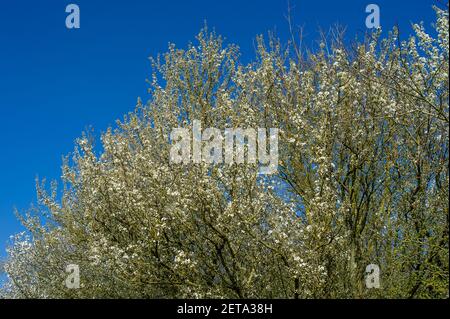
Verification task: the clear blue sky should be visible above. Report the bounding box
[0,0,438,259]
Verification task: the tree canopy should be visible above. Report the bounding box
[1,7,448,299]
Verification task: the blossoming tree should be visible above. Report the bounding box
[1,7,448,299]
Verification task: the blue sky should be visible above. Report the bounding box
[0,0,438,259]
